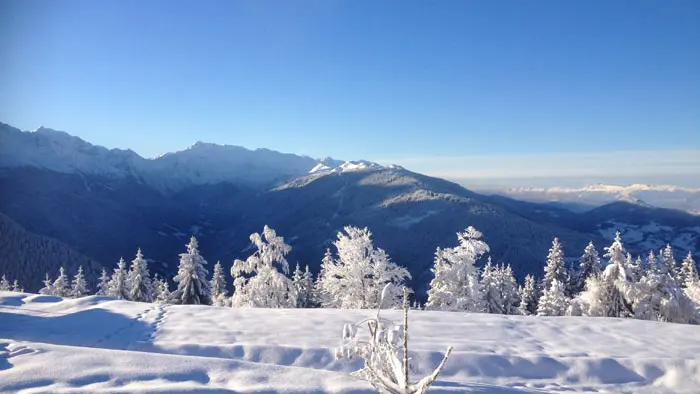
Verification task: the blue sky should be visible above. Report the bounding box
[1,0,699,186]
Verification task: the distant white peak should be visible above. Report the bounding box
[308,159,384,174]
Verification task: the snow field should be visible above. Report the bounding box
[1,292,699,393]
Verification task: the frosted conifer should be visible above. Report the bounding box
[317,226,411,309]
[71,266,89,298]
[537,280,569,316]
[576,241,601,293]
[128,249,154,302]
[107,258,131,300]
[543,238,566,290]
[12,280,22,293]
[52,267,71,297]
[0,275,10,291]
[210,261,228,306]
[96,269,110,296]
[680,252,698,288]
[231,226,295,308]
[425,226,488,312]
[39,273,54,295]
[173,236,211,305]
[481,258,502,314]
[518,274,537,315]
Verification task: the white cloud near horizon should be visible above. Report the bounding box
[373,150,700,181]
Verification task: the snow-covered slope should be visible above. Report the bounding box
[0,122,350,191]
[492,184,700,213]
[1,292,699,393]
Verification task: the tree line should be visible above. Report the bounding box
[4,224,699,324]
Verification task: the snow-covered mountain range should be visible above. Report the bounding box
[1,121,699,295]
[488,184,700,214]
[0,123,374,191]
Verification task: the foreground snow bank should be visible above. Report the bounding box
[1,292,699,393]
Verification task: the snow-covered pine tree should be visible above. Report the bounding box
[231,226,295,308]
[481,258,502,314]
[96,268,110,296]
[646,250,658,275]
[107,258,130,300]
[577,232,633,318]
[316,226,411,309]
[498,264,520,315]
[564,261,577,298]
[576,241,601,294]
[39,273,54,295]
[543,237,566,290]
[680,252,698,288]
[632,255,697,323]
[71,266,89,298]
[155,278,172,304]
[518,274,537,315]
[52,267,71,297]
[128,248,154,302]
[302,265,314,307]
[425,226,488,312]
[660,244,679,280]
[11,280,22,293]
[625,252,640,283]
[291,263,313,308]
[210,261,228,306]
[173,236,211,305]
[0,275,10,291]
[537,280,569,317]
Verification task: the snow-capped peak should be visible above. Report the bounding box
[308,160,386,174]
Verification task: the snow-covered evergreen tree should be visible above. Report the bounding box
[0,275,10,291]
[230,226,295,308]
[173,236,211,305]
[537,280,569,317]
[292,263,313,308]
[543,238,566,290]
[660,244,678,280]
[576,241,601,293]
[498,264,520,315]
[564,261,577,298]
[107,258,130,300]
[155,278,172,304]
[128,249,154,302]
[210,261,228,306]
[52,267,71,297]
[39,273,54,295]
[481,258,502,314]
[11,280,22,292]
[629,248,696,323]
[425,226,488,312]
[71,266,89,298]
[316,226,411,309]
[518,274,537,315]
[577,232,633,318]
[96,268,110,296]
[680,252,698,288]
[302,265,314,307]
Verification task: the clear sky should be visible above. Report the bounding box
[1,0,699,186]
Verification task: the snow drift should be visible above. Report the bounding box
[1,292,699,393]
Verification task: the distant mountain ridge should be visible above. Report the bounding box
[0,122,381,192]
[488,183,700,213]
